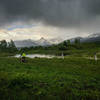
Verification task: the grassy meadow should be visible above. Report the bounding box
[0,57,100,100]
[0,41,100,100]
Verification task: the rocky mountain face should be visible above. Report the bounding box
[14,37,52,48]
[66,33,100,43]
[81,33,100,42]
[14,33,100,48]
[14,39,37,48]
[35,37,51,46]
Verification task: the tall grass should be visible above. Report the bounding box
[0,57,100,100]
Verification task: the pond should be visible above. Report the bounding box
[14,54,63,59]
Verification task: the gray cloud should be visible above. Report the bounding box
[0,0,100,28]
[82,0,100,15]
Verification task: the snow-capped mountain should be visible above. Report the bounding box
[35,37,51,46]
[88,33,100,38]
[14,37,52,48]
[14,33,100,48]
[14,39,37,48]
[65,33,100,43]
[49,38,63,44]
[81,33,100,42]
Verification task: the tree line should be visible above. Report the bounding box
[0,40,17,53]
[20,38,81,52]
[58,38,81,50]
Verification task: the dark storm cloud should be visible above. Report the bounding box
[0,0,100,27]
[82,0,100,15]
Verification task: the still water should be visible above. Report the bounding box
[14,54,62,58]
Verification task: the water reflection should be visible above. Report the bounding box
[14,54,59,58]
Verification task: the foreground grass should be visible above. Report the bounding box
[0,57,100,100]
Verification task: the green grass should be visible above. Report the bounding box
[20,46,100,57]
[0,57,100,100]
[0,52,15,57]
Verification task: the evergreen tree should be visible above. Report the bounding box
[74,38,81,49]
[63,41,67,47]
[75,38,79,44]
[67,40,71,45]
[0,40,7,52]
[0,40,7,48]
[8,40,17,53]
[8,40,16,48]
[75,38,80,44]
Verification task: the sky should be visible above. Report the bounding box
[0,0,100,41]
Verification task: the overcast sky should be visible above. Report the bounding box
[0,0,100,41]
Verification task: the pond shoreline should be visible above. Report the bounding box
[14,54,63,59]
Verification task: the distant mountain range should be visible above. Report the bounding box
[14,33,100,48]
[14,37,59,48]
[66,33,100,43]
[14,39,37,48]
[81,33,100,43]
[35,37,51,46]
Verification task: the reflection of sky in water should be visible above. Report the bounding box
[15,54,55,58]
[14,54,62,59]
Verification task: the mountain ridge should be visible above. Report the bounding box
[14,37,52,48]
[65,33,100,43]
[14,33,100,48]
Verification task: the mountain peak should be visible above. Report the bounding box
[36,37,51,46]
[39,37,46,41]
[88,33,100,38]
